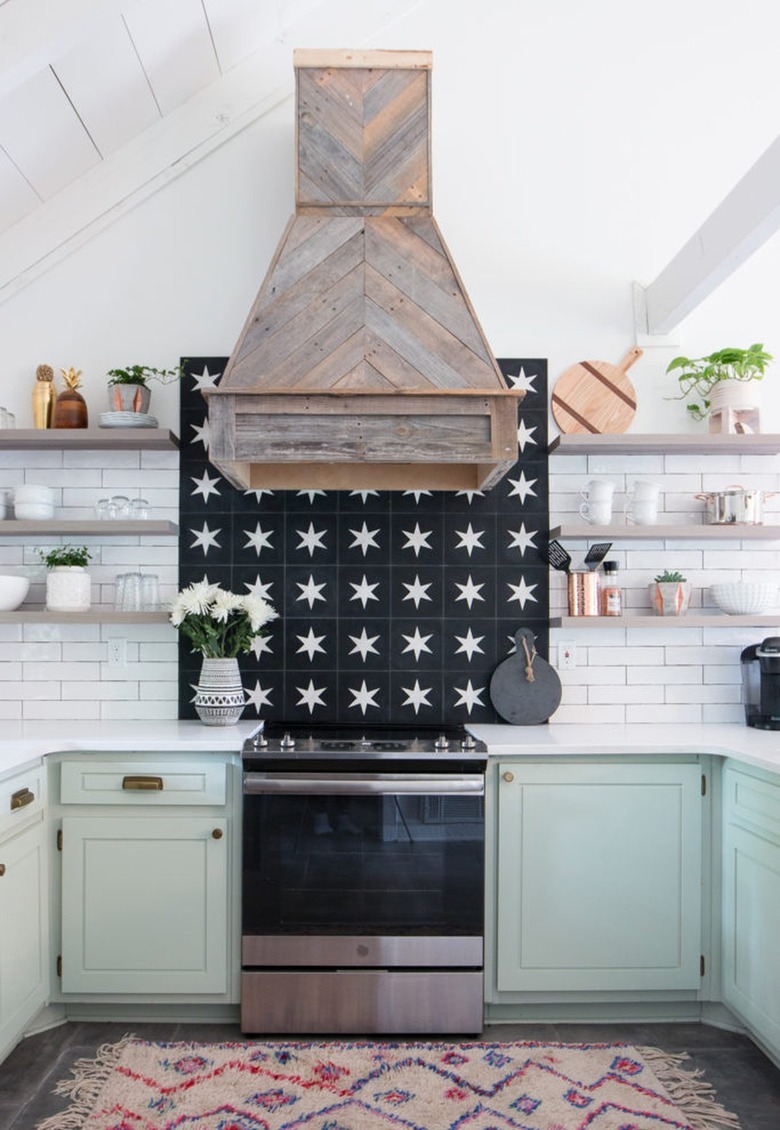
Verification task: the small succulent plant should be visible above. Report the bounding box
[654,570,687,583]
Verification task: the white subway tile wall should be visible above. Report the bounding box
[0,446,179,719]
[549,451,780,725]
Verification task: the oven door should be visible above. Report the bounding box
[242,769,484,968]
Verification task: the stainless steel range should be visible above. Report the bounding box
[241,722,487,1035]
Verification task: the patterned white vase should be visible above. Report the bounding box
[193,657,246,726]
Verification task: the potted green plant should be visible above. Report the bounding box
[652,570,691,617]
[39,545,92,612]
[666,343,772,431]
[106,363,185,414]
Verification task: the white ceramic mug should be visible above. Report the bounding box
[579,499,613,525]
[581,479,616,502]
[628,480,661,502]
[625,480,661,525]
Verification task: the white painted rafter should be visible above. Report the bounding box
[636,132,780,336]
[0,0,423,304]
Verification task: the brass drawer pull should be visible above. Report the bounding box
[0,863,5,877]
[212,828,223,840]
[11,787,35,811]
[122,775,164,791]
[502,771,515,783]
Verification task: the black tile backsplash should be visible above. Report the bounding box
[177,357,549,724]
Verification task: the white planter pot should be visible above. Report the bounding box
[193,657,247,726]
[46,566,91,612]
[708,380,761,435]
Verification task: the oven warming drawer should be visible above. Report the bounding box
[241,970,484,1034]
[242,934,482,968]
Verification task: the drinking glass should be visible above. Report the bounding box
[95,498,111,519]
[109,496,130,519]
[130,497,150,520]
[120,572,142,611]
[140,573,160,611]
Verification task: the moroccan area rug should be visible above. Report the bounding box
[36,1036,742,1130]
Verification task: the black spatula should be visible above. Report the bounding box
[584,542,612,570]
[542,539,572,572]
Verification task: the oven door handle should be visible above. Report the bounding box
[243,772,484,797]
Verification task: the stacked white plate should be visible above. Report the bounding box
[99,411,159,428]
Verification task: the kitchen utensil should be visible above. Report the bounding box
[696,485,775,525]
[584,542,612,569]
[542,539,572,572]
[489,627,562,724]
[551,347,643,434]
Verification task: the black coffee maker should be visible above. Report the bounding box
[741,638,780,729]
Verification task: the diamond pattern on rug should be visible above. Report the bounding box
[36,1038,741,1130]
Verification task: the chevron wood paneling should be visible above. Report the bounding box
[210,49,519,491]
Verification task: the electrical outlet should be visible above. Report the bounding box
[558,641,576,670]
[108,638,127,667]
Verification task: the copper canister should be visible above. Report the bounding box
[567,569,600,616]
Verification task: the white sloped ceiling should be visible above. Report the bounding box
[0,0,423,303]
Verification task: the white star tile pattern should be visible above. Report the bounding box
[178,357,549,724]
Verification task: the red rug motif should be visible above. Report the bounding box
[36,1037,741,1130]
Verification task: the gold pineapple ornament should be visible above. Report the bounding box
[52,367,89,429]
[32,364,55,428]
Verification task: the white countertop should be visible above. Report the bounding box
[469,722,780,774]
[0,719,778,779]
[0,718,262,777]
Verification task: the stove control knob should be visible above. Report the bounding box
[280,732,296,751]
[434,734,449,751]
[252,731,268,749]
[461,734,477,751]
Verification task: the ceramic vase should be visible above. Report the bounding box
[193,657,246,726]
[708,380,761,435]
[46,567,91,612]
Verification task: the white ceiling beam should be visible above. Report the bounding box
[0,0,135,99]
[639,132,780,336]
[0,0,423,304]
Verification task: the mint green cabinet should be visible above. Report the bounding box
[0,763,48,1062]
[722,761,780,1058]
[55,753,234,998]
[495,760,702,993]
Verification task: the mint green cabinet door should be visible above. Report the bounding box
[61,816,228,994]
[496,762,702,992]
[722,764,780,1056]
[0,820,48,1060]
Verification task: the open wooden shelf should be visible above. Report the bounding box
[549,434,780,456]
[550,524,780,541]
[0,428,178,450]
[0,611,170,624]
[550,614,780,629]
[0,520,178,536]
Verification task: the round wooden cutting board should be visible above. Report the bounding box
[551,347,643,434]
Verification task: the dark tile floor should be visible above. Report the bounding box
[0,1020,778,1129]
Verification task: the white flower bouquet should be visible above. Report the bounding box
[170,580,278,658]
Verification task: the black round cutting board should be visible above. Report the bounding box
[490,627,562,725]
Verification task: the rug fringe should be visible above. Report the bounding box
[34,1032,136,1130]
[638,1045,742,1130]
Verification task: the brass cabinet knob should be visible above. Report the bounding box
[502,771,515,783]
[211,828,223,840]
[0,863,6,877]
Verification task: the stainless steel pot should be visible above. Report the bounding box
[695,485,775,525]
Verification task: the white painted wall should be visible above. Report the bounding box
[0,0,778,720]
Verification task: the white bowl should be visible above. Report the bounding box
[0,575,30,610]
[709,582,777,615]
[13,484,54,502]
[14,502,55,520]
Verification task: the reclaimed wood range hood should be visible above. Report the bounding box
[206,49,522,492]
